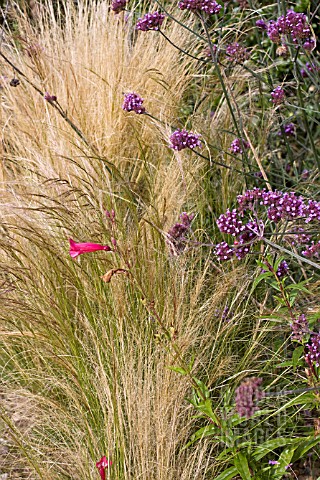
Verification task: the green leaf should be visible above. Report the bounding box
[251,272,272,291]
[292,346,304,369]
[167,365,187,375]
[253,437,300,461]
[291,436,320,463]
[214,466,238,480]
[234,452,252,479]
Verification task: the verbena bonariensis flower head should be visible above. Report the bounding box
[291,314,309,342]
[276,260,289,277]
[278,122,295,137]
[178,0,222,15]
[303,200,320,223]
[302,241,320,259]
[122,92,145,114]
[267,10,315,50]
[271,86,285,106]
[235,377,264,419]
[96,456,112,480]
[166,212,194,255]
[215,241,234,261]
[230,138,249,154]
[169,129,201,151]
[217,209,244,236]
[69,239,112,258]
[136,12,165,31]
[226,42,249,63]
[305,334,320,368]
[111,0,126,13]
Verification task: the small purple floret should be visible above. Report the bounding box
[256,19,267,30]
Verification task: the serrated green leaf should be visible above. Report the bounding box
[234,452,252,479]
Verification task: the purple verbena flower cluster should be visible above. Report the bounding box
[305,334,320,368]
[169,129,202,151]
[291,314,309,342]
[276,260,289,277]
[215,188,320,262]
[215,241,234,261]
[166,212,194,255]
[111,0,127,13]
[217,209,244,236]
[303,200,320,223]
[178,0,222,15]
[122,93,145,114]
[301,62,320,78]
[136,12,165,31]
[230,138,249,154]
[226,42,249,62]
[267,10,315,51]
[278,122,295,137]
[235,377,264,419]
[271,86,285,105]
[302,241,320,259]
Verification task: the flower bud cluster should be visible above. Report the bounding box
[230,138,249,154]
[136,12,165,31]
[305,334,320,368]
[122,93,145,114]
[267,10,315,51]
[290,314,309,342]
[226,42,249,62]
[215,189,320,262]
[235,377,264,419]
[166,212,194,255]
[111,0,127,13]
[178,0,222,15]
[276,260,289,277]
[169,129,202,151]
[271,86,285,105]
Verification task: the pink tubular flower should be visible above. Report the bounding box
[96,456,112,480]
[69,238,112,258]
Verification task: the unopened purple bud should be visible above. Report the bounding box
[256,19,267,30]
[44,92,57,102]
